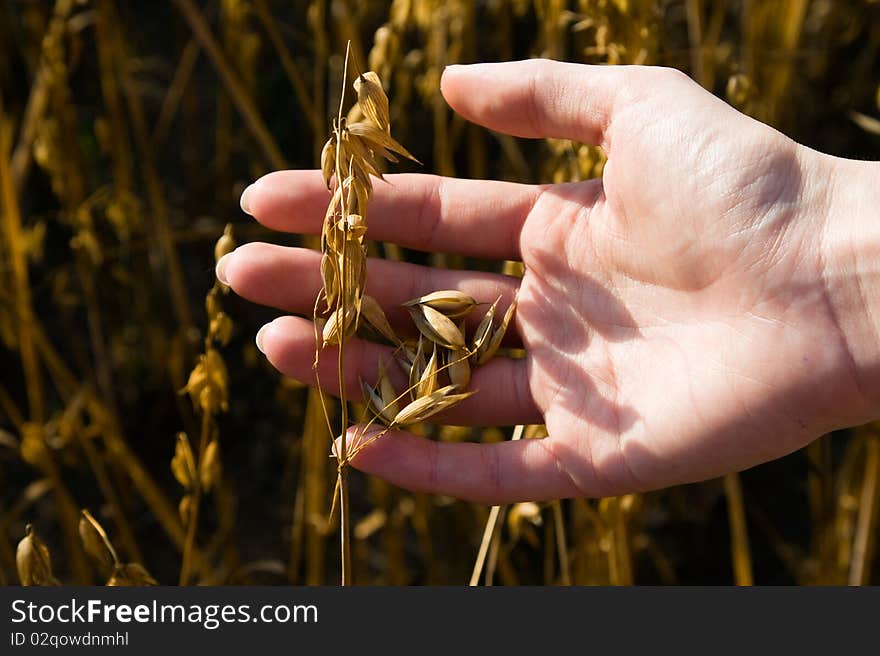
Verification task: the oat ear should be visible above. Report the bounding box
[171,432,197,490]
[448,347,472,390]
[360,377,397,426]
[476,295,518,365]
[416,343,440,398]
[322,306,356,346]
[408,335,426,400]
[341,129,386,180]
[320,137,336,189]
[378,368,400,422]
[320,252,337,308]
[404,290,477,319]
[199,440,221,492]
[361,294,400,344]
[354,71,391,133]
[408,304,466,349]
[79,509,119,570]
[16,525,60,586]
[392,385,476,426]
[346,120,421,164]
[471,296,500,362]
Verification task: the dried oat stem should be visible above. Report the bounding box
[171,0,287,170]
[329,41,354,586]
[0,121,44,423]
[849,434,879,585]
[724,472,753,585]
[470,424,525,586]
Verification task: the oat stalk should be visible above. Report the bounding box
[315,41,514,586]
[470,424,524,586]
[335,41,353,587]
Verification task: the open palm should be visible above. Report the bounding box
[221,60,866,503]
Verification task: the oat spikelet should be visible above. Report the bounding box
[16,525,60,586]
[354,71,390,133]
[404,290,476,319]
[79,509,118,570]
[393,385,476,426]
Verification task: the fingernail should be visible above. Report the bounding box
[240,183,254,215]
[445,63,478,73]
[255,322,271,354]
[334,425,383,454]
[215,252,232,285]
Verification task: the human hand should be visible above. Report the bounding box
[217,59,880,503]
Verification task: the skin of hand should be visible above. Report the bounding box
[216,59,880,504]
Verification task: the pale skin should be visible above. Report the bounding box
[216,60,880,504]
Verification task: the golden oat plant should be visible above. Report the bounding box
[315,43,517,584]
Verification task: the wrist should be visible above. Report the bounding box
[816,152,880,424]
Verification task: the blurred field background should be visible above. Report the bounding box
[1,0,879,586]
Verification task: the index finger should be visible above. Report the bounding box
[241,170,542,260]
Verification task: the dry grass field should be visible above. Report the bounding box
[1,0,879,585]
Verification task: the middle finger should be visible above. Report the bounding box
[220,242,521,338]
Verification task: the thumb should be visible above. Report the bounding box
[441,59,662,150]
